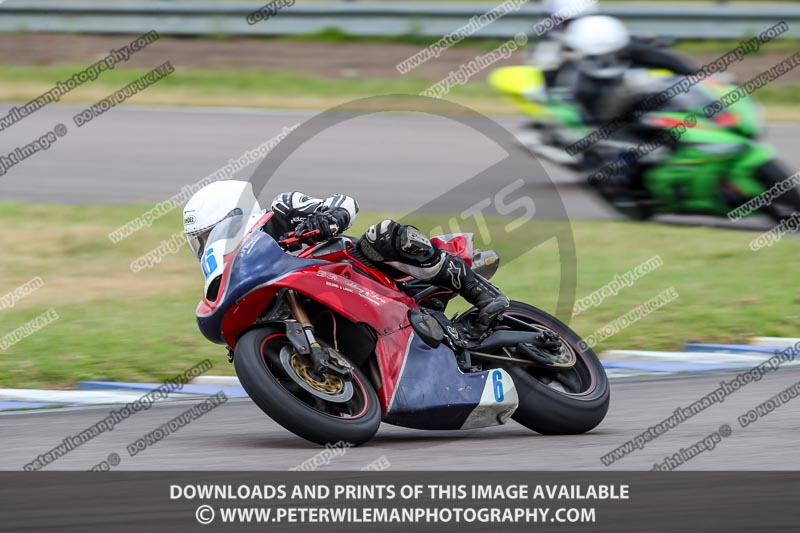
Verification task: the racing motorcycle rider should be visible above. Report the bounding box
[562,15,638,124]
[182,180,510,329]
[559,15,699,189]
[531,2,697,90]
[529,0,598,89]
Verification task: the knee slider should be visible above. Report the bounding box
[397,226,438,265]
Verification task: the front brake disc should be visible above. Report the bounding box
[279,346,354,403]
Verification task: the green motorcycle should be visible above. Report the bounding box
[489,65,799,223]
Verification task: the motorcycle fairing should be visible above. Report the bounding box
[202,241,419,352]
[197,229,325,345]
[642,111,774,213]
[431,233,473,266]
[382,332,518,430]
[488,66,551,118]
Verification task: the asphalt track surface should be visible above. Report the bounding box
[1,104,799,472]
[1,104,798,229]
[2,368,799,471]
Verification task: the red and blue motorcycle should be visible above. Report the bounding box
[195,211,609,446]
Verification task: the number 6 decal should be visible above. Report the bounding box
[492,370,504,402]
[202,248,218,278]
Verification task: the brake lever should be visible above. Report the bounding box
[279,229,322,246]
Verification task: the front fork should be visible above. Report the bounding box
[284,290,352,380]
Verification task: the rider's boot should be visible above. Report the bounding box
[431,254,510,328]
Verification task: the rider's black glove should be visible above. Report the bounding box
[294,208,349,243]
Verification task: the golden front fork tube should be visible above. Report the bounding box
[286,290,311,328]
[286,290,352,379]
[286,290,320,349]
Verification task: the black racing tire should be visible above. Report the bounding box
[234,326,381,447]
[756,160,800,224]
[489,302,610,435]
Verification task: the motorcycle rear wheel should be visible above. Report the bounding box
[756,160,800,224]
[234,326,381,447]
[485,302,610,435]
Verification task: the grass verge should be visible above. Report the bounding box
[0,64,798,120]
[0,201,798,389]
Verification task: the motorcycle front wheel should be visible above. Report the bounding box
[234,326,381,446]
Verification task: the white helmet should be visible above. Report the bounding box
[543,0,599,19]
[563,15,631,78]
[183,180,263,270]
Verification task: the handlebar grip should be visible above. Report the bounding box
[278,229,322,246]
